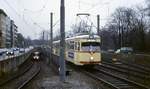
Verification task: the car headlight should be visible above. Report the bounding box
[11,52,13,54]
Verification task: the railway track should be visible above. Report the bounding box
[0,62,40,89]
[103,60,150,74]
[0,61,33,86]
[101,62,150,79]
[84,68,150,89]
[17,63,41,89]
[118,61,150,73]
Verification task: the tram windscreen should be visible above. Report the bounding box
[81,42,100,51]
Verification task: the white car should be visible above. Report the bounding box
[115,49,121,54]
[0,48,7,55]
[6,49,14,55]
[115,47,133,54]
[0,49,4,56]
[19,48,25,53]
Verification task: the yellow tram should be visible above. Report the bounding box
[53,34,101,66]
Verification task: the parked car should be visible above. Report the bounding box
[0,49,5,55]
[0,48,8,55]
[6,49,14,55]
[115,47,133,54]
[115,49,121,54]
[107,49,115,53]
[19,48,25,53]
[12,48,19,51]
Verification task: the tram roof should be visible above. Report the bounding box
[53,35,100,43]
[66,35,100,40]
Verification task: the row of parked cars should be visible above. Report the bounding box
[107,47,133,54]
[0,47,29,56]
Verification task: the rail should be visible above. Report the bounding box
[84,67,150,89]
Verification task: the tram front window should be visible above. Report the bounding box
[81,42,100,51]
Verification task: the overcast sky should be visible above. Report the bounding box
[0,0,146,39]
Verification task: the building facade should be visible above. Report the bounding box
[0,9,7,48]
[0,9,18,48]
[5,17,11,48]
[10,20,18,47]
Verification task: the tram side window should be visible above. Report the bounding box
[75,42,80,51]
[78,42,80,50]
[56,43,59,48]
[55,43,60,53]
[69,41,74,49]
[53,44,56,48]
[66,41,69,49]
[70,44,74,49]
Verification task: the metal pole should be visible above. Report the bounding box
[43,31,45,45]
[97,15,100,35]
[59,0,66,82]
[119,13,121,48]
[97,15,101,63]
[50,12,53,64]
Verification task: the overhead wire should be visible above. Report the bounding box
[3,0,21,18]
[79,0,110,13]
[19,0,53,31]
[2,0,58,39]
[77,0,111,32]
[76,0,99,26]
[22,0,48,13]
[23,4,61,37]
[53,19,60,28]
[2,0,37,34]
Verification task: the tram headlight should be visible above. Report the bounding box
[33,56,39,59]
[90,57,94,60]
[36,56,39,59]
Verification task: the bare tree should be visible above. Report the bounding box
[106,7,137,49]
[102,6,148,52]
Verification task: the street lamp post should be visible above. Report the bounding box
[59,0,66,82]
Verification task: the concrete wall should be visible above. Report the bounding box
[0,50,33,76]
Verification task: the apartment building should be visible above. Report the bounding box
[0,9,18,48]
[0,9,7,48]
[5,16,11,48]
[10,20,18,47]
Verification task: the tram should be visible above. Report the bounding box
[53,34,101,66]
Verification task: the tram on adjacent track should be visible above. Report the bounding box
[53,34,101,66]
